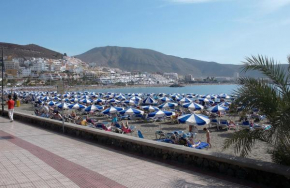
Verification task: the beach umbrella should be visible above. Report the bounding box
[57,102,69,110]
[159,97,173,102]
[93,98,105,104]
[68,103,86,109]
[141,105,159,112]
[116,95,126,101]
[198,98,214,103]
[178,114,210,125]
[120,108,144,115]
[62,98,70,103]
[124,99,137,106]
[70,98,79,102]
[207,105,228,113]
[219,101,231,107]
[47,101,56,106]
[80,99,92,104]
[178,97,192,104]
[42,96,50,101]
[63,94,70,98]
[102,106,123,114]
[142,97,157,105]
[182,102,204,111]
[159,102,178,109]
[84,105,103,112]
[107,99,120,104]
[130,96,142,103]
[53,97,61,101]
[148,110,174,118]
[35,99,43,104]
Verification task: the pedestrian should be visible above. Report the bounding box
[203,128,211,148]
[7,95,15,122]
[13,92,18,106]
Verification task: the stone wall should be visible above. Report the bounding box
[6,111,290,187]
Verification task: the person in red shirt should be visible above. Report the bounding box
[7,95,15,122]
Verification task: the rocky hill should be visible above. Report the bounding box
[0,42,63,59]
[76,46,245,77]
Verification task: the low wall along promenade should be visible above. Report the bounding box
[6,111,290,187]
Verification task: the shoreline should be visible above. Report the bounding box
[7,82,237,92]
[66,82,237,92]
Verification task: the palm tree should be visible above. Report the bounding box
[223,55,290,165]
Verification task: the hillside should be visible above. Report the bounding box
[0,42,63,59]
[76,46,242,77]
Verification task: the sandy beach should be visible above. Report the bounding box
[16,103,272,163]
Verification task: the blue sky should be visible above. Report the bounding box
[1,0,290,64]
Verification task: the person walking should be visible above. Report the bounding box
[7,95,15,122]
[203,128,211,148]
[13,92,18,107]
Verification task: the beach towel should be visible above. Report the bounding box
[191,142,209,149]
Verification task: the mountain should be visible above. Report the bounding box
[0,42,63,59]
[76,46,244,77]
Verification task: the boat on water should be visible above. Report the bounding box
[169,83,184,87]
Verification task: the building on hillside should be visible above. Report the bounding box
[163,73,179,80]
[4,60,19,70]
[19,67,31,77]
[5,69,18,77]
[185,74,193,82]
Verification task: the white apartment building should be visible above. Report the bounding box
[4,61,19,70]
[19,67,31,77]
[163,73,179,80]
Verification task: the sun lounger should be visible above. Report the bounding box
[137,130,144,139]
[210,118,219,128]
[155,130,165,139]
[239,121,250,129]
[217,119,229,130]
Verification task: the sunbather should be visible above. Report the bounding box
[191,141,201,148]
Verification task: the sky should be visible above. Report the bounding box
[0,0,290,64]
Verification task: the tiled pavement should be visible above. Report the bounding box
[0,117,249,188]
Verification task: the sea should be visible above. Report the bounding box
[89,84,239,95]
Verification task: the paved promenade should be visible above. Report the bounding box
[0,117,249,188]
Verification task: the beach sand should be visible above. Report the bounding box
[16,104,272,163]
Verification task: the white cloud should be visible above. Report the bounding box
[169,0,220,3]
[259,0,290,13]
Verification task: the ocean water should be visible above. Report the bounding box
[89,84,239,95]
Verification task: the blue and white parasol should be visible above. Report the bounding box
[57,102,69,110]
[142,97,157,105]
[68,103,86,109]
[84,105,103,112]
[47,101,56,106]
[141,105,159,112]
[119,108,144,115]
[102,106,123,114]
[159,97,172,102]
[80,99,92,104]
[207,105,228,113]
[148,110,174,118]
[178,97,192,104]
[178,114,210,125]
[158,102,178,109]
[182,102,204,110]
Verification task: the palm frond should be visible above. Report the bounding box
[234,78,280,121]
[223,129,269,157]
[242,55,289,96]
